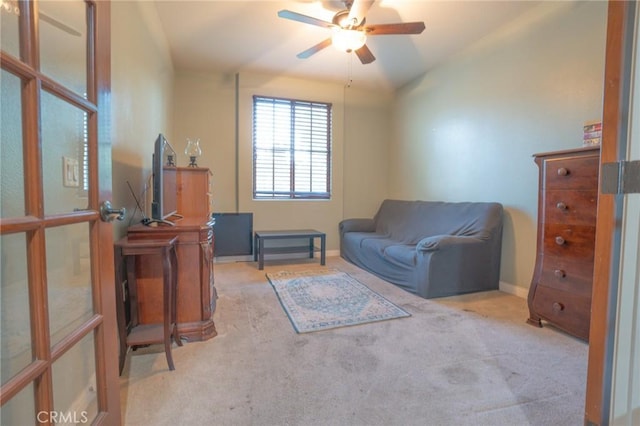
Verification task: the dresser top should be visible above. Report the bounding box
[533,145,600,159]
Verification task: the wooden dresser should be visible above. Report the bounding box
[126,167,216,342]
[527,146,600,341]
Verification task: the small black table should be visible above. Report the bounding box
[254,229,326,270]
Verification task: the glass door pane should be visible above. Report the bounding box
[46,223,93,346]
[0,0,20,57]
[0,383,35,425]
[52,333,98,424]
[39,0,87,97]
[0,233,32,384]
[41,91,89,215]
[0,69,25,217]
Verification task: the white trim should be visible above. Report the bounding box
[499,280,529,299]
[214,250,340,264]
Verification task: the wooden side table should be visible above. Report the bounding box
[114,236,182,373]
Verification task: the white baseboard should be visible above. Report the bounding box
[214,256,529,300]
[499,281,529,299]
[214,250,340,264]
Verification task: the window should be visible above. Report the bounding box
[253,95,332,199]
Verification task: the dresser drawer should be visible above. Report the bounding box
[543,155,599,190]
[543,189,597,226]
[543,224,596,261]
[531,286,591,340]
[539,256,593,296]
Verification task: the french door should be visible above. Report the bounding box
[0,0,120,424]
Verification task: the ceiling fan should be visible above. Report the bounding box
[277,0,425,64]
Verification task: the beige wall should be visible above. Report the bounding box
[172,70,392,250]
[391,1,608,293]
[172,71,237,211]
[111,0,174,239]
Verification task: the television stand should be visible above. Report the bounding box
[127,217,217,342]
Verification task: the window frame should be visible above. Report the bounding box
[252,95,332,200]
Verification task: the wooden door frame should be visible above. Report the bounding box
[93,1,121,424]
[585,1,636,424]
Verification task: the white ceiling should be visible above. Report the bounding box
[153,0,541,91]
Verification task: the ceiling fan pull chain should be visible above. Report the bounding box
[346,53,353,87]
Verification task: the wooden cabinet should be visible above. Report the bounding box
[125,167,216,342]
[527,146,600,341]
[128,219,216,342]
[176,167,213,219]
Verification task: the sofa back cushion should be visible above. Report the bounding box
[373,199,503,244]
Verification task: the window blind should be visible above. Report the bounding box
[253,95,332,199]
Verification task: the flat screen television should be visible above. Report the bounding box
[149,133,178,226]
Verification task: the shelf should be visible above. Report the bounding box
[126,323,173,346]
[261,245,320,255]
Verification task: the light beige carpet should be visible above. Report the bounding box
[120,257,588,425]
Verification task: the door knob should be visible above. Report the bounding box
[100,200,126,222]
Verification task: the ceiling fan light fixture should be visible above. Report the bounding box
[331,28,366,52]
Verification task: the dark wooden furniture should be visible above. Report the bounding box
[527,146,600,341]
[176,167,212,219]
[254,229,326,270]
[125,167,217,342]
[128,218,216,341]
[114,236,182,373]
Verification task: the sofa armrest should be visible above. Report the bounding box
[416,235,483,252]
[339,218,375,235]
[414,233,501,298]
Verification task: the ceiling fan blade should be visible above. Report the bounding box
[278,10,333,28]
[297,38,333,59]
[364,22,425,35]
[347,0,374,27]
[355,44,375,64]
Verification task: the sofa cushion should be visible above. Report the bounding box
[342,232,388,249]
[374,200,502,243]
[383,244,416,267]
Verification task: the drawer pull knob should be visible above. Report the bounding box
[556,202,567,210]
[554,269,566,278]
[552,302,565,313]
[555,236,566,245]
[557,167,569,176]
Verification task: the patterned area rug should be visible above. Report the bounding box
[266,269,411,333]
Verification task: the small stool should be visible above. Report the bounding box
[114,236,182,373]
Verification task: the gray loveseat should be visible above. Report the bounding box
[339,200,503,299]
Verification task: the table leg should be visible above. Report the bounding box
[309,237,314,258]
[320,235,326,266]
[253,233,258,261]
[162,250,175,371]
[113,248,127,375]
[258,237,265,270]
[170,246,182,347]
